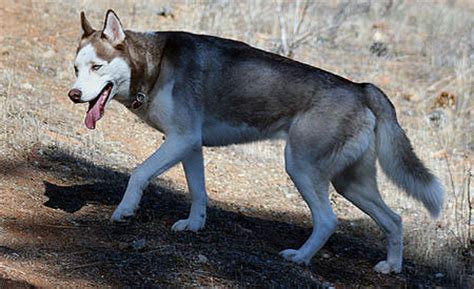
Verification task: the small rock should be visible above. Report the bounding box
[132,239,147,250]
[435,272,444,278]
[322,281,333,288]
[0,246,21,259]
[157,6,174,19]
[42,49,55,58]
[370,41,388,57]
[427,109,446,128]
[322,253,331,259]
[22,83,33,90]
[196,254,208,264]
[118,242,128,250]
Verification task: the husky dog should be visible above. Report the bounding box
[69,10,444,274]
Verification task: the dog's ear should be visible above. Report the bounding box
[102,10,125,47]
[80,11,95,37]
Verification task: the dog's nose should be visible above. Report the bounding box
[68,89,82,103]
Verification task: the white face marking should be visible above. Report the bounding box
[73,44,105,102]
[72,44,131,104]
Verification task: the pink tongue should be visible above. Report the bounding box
[85,94,106,129]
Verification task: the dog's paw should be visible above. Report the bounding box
[279,249,311,265]
[111,204,136,223]
[374,260,401,274]
[171,218,205,232]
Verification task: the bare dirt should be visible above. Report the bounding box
[0,1,471,288]
[1,146,456,288]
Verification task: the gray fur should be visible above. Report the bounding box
[71,11,445,273]
[364,84,445,217]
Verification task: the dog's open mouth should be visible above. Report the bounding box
[85,83,113,129]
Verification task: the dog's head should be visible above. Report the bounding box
[69,10,131,129]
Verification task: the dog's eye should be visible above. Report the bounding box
[74,66,78,75]
[92,64,103,71]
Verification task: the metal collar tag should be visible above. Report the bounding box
[132,92,147,110]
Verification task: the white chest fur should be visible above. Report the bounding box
[142,80,175,134]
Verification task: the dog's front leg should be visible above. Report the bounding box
[111,134,200,222]
[172,146,207,232]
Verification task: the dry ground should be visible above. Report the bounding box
[1,0,473,288]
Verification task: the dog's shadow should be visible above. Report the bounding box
[40,146,178,214]
[36,147,447,287]
[41,148,187,223]
[42,176,188,225]
[44,181,119,213]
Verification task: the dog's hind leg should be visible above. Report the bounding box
[279,106,376,265]
[172,147,208,232]
[279,143,338,265]
[332,146,403,274]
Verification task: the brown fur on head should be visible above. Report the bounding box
[77,10,127,60]
[80,11,95,37]
[71,9,164,106]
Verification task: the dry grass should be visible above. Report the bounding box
[1,0,472,287]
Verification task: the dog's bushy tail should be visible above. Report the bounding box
[363,83,444,218]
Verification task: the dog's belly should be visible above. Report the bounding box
[202,119,280,147]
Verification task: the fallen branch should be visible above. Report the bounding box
[66,261,104,270]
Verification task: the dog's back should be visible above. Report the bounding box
[156,32,367,140]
